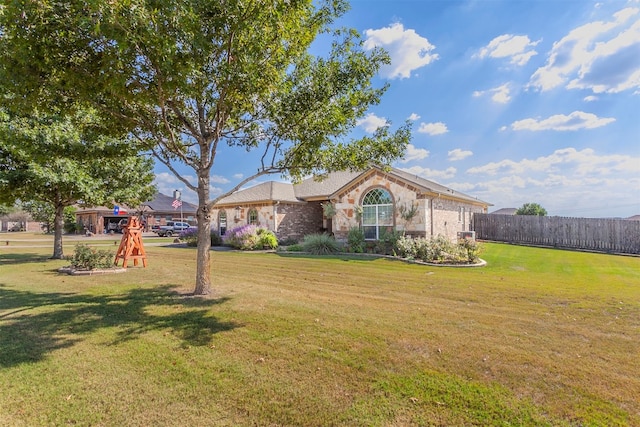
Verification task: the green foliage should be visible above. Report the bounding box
[516,203,548,216]
[68,244,114,270]
[302,233,341,255]
[395,235,483,264]
[210,231,224,247]
[224,225,278,250]
[347,227,365,253]
[0,109,157,258]
[257,228,279,250]
[283,243,304,252]
[376,228,403,255]
[179,228,199,247]
[278,236,300,247]
[322,203,336,218]
[0,0,412,293]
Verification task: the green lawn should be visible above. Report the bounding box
[1,236,639,426]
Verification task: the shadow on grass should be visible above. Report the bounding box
[0,253,53,265]
[275,252,383,262]
[0,284,236,367]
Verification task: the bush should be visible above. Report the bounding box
[69,244,114,270]
[302,233,340,255]
[223,225,278,250]
[179,227,199,247]
[394,235,483,264]
[284,243,304,252]
[377,228,403,255]
[278,236,300,246]
[211,231,223,246]
[458,238,483,263]
[347,227,365,253]
[257,228,278,250]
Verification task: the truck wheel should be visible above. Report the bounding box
[166,231,172,237]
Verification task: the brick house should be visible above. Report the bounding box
[212,166,491,242]
[75,192,198,234]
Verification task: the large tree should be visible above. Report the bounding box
[0,109,156,258]
[0,0,411,294]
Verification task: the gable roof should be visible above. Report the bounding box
[215,181,301,206]
[328,167,491,206]
[294,170,363,200]
[213,166,491,207]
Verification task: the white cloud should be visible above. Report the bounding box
[529,7,640,94]
[467,147,639,177]
[418,121,449,135]
[233,173,244,180]
[399,144,430,163]
[154,172,201,204]
[363,23,439,79]
[476,34,540,65]
[510,111,615,131]
[583,95,598,102]
[401,165,457,180]
[448,149,473,161]
[211,175,230,184]
[407,113,421,121]
[356,113,388,133]
[473,83,511,104]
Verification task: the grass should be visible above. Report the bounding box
[1,234,639,426]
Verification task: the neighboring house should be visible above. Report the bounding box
[489,208,517,215]
[212,166,491,242]
[75,193,198,234]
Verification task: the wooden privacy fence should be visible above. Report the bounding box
[472,214,640,255]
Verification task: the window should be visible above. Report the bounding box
[362,188,394,240]
[248,209,258,225]
[218,211,227,236]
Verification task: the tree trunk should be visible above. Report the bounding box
[51,203,65,259]
[193,172,212,295]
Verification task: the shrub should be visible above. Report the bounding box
[211,231,223,246]
[223,225,278,250]
[395,235,417,259]
[278,236,300,246]
[179,227,199,247]
[394,235,483,264]
[302,233,340,255]
[377,228,402,255]
[458,238,483,263]
[284,243,304,252]
[69,244,114,270]
[257,228,278,250]
[347,227,365,253]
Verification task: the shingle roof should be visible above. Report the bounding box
[213,167,491,207]
[294,170,364,200]
[144,193,198,213]
[490,208,518,215]
[326,167,491,206]
[216,181,301,205]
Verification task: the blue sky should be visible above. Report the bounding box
[154,0,640,218]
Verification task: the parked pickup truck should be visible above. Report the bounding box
[154,221,193,237]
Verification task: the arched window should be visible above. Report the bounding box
[218,210,227,236]
[248,208,258,225]
[362,188,394,240]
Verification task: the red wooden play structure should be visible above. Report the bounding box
[114,216,147,268]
